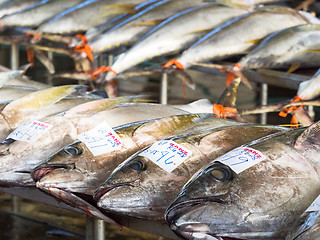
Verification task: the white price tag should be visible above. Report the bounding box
[306,195,320,212]
[77,121,122,156]
[7,120,53,143]
[139,140,192,173]
[215,146,266,174]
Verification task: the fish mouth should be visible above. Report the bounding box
[93,183,132,202]
[165,197,228,237]
[31,164,75,182]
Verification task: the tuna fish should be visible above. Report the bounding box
[165,120,320,240]
[32,114,235,220]
[88,0,210,54]
[103,4,248,81]
[94,124,287,221]
[0,98,216,187]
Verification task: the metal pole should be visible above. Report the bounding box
[11,43,20,213]
[160,72,168,104]
[86,216,94,240]
[259,83,268,124]
[93,219,105,240]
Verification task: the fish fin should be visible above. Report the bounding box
[187,29,213,35]
[245,38,263,44]
[131,20,164,26]
[102,4,136,10]
[296,49,320,54]
[295,118,320,149]
[217,78,241,108]
[2,85,78,113]
[205,0,252,9]
[65,95,152,116]
[173,69,196,90]
[287,63,301,73]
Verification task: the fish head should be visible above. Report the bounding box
[94,152,190,220]
[165,130,320,239]
[32,141,95,192]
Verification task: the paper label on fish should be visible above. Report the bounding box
[7,120,53,143]
[306,195,320,212]
[77,121,122,156]
[214,146,267,174]
[139,140,192,173]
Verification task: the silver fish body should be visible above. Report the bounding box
[36,0,148,34]
[0,0,85,27]
[95,124,287,221]
[0,99,214,186]
[105,4,248,80]
[286,210,320,240]
[237,24,320,71]
[0,0,43,19]
[174,6,309,70]
[165,122,320,239]
[297,68,320,100]
[89,0,209,53]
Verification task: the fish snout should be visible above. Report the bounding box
[93,183,131,202]
[31,163,75,182]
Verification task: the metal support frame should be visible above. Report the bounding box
[160,72,168,104]
[11,43,20,213]
[259,83,268,124]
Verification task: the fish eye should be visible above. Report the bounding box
[129,160,145,171]
[64,146,82,156]
[209,163,233,182]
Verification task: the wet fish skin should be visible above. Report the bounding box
[0,0,43,19]
[36,0,148,34]
[286,210,320,240]
[104,4,248,80]
[165,122,320,240]
[95,124,287,221]
[0,99,215,186]
[0,0,85,27]
[236,24,320,72]
[297,68,320,100]
[89,0,209,53]
[173,6,309,71]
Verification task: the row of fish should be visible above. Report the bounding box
[0,0,319,94]
[0,71,319,239]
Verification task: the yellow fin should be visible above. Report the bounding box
[245,38,263,44]
[102,4,135,9]
[287,63,301,73]
[188,29,212,35]
[297,49,320,54]
[2,85,78,118]
[131,20,164,26]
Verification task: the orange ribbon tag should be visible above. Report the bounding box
[225,63,241,86]
[26,48,35,68]
[91,65,117,80]
[25,32,41,40]
[212,104,237,119]
[279,96,303,128]
[73,34,93,62]
[162,59,184,70]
